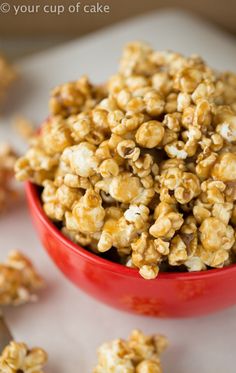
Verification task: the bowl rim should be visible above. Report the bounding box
[25,181,236,280]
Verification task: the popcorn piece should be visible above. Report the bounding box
[98,207,137,253]
[15,147,58,185]
[92,108,110,133]
[62,142,99,178]
[174,172,201,204]
[119,42,155,77]
[41,117,73,155]
[109,173,147,204]
[42,180,81,221]
[131,233,162,279]
[196,244,230,268]
[168,235,187,266]
[177,92,191,112]
[67,189,105,234]
[165,92,177,113]
[94,339,134,373]
[67,112,91,143]
[108,111,145,136]
[0,55,16,107]
[117,140,140,161]
[129,154,155,178]
[163,113,181,132]
[64,173,91,189]
[99,159,120,178]
[0,144,18,213]
[124,205,149,230]
[196,152,218,180]
[193,99,212,127]
[212,202,233,225]
[185,250,207,272]
[165,141,188,159]
[175,67,203,93]
[0,251,44,306]
[62,226,94,248]
[144,90,165,116]
[135,121,165,148]
[93,329,168,373]
[0,341,47,373]
[216,110,236,143]
[13,116,35,142]
[150,203,184,240]
[199,217,235,252]
[159,167,201,204]
[49,75,106,117]
[211,153,236,182]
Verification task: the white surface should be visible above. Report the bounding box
[1,9,236,373]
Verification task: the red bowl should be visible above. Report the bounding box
[25,181,236,318]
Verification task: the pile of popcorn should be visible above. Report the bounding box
[0,251,44,306]
[15,42,236,279]
[0,341,47,373]
[0,144,18,214]
[0,55,16,107]
[93,329,168,373]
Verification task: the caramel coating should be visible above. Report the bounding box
[135,121,165,148]
[0,55,16,108]
[0,143,18,213]
[93,329,168,373]
[15,42,236,279]
[0,251,44,306]
[0,341,47,373]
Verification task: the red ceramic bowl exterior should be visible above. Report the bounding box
[25,181,236,318]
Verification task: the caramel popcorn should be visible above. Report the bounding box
[135,120,165,148]
[49,75,106,117]
[0,144,18,213]
[0,55,16,108]
[42,180,82,221]
[67,189,105,234]
[0,251,44,306]
[13,116,35,142]
[0,341,47,373]
[93,329,168,373]
[131,233,162,279]
[150,202,184,240]
[15,42,236,279]
[97,207,136,254]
